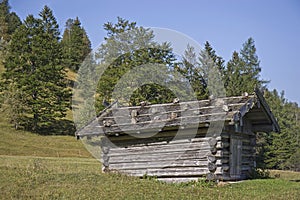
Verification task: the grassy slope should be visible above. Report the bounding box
[0,116,91,158]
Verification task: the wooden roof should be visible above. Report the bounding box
[76,89,280,138]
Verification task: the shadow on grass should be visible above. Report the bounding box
[37,119,76,136]
[289,179,300,182]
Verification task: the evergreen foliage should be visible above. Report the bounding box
[61,17,91,72]
[225,38,268,96]
[175,45,206,100]
[2,6,71,132]
[263,89,300,170]
[198,42,226,98]
[0,0,10,41]
[0,0,21,60]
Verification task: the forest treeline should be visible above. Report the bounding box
[0,1,299,171]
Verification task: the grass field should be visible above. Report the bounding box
[0,116,300,199]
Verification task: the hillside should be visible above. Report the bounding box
[0,115,90,157]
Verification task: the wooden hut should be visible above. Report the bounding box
[76,89,279,182]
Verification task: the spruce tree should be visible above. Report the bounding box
[61,17,91,71]
[176,44,206,100]
[198,42,226,98]
[0,0,21,41]
[2,6,71,132]
[239,37,268,91]
[264,89,299,170]
[225,38,268,96]
[225,51,246,96]
[0,0,21,62]
[0,0,10,41]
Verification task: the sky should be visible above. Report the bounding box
[9,0,300,104]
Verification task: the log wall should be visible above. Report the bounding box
[100,124,256,182]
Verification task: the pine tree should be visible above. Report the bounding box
[0,0,21,41]
[225,38,268,96]
[262,89,299,170]
[2,6,71,132]
[239,37,268,91]
[225,51,245,96]
[61,17,91,71]
[0,0,10,41]
[203,41,225,76]
[198,42,226,98]
[0,0,21,62]
[176,44,206,100]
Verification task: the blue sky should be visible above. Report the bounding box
[10,0,300,104]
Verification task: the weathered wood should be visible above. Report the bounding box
[216,141,230,149]
[108,142,211,156]
[111,135,209,149]
[208,137,217,147]
[206,173,216,181]
[210,146,217,154]
[157,177,201,183]
[222,165,230,171]
[230,136,242,177]
[121,167,209,177]
[208,162,217,172]
[109,151,210,163]
[102,113,229,134]
[109,160,209,170]
[107,127,210,142]
[207,155,216,163]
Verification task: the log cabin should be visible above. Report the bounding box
[76,89,279,182]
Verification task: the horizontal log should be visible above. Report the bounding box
[216,141,230,149]
[107,128,210,143]
[108,152,210,163]
[121,167,210,177]
[109,140,210,153]
[108,143,211,156]
[215,150,230,157]
[109,160,209,170]
[215,166,223,174]
[157,177,201,183]
[214,159,230,166]
[107,137,212,150]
